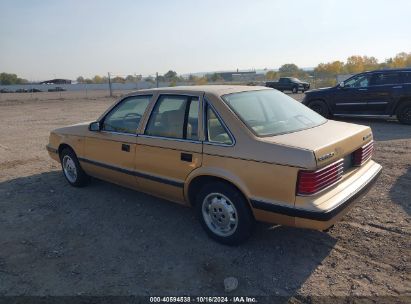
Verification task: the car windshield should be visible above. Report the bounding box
[290,77,300,82]
[222,89,326,137]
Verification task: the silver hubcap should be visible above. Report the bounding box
[202,193,238,237]
[62,155,77,183]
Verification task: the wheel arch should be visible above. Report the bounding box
[185,169,252,209]
[393,97,411,114]
[307,98,332,113]
[58,143,76,159]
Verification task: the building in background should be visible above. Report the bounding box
[216,71,257,81]
[39,79,72,84]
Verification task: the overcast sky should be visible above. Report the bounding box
[1,0,410,80]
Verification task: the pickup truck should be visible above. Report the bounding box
[266,77,310,93]
[302,68,411,124]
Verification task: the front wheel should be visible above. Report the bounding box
[195,182,254,245]
[292,86,298,94]
[308,100,330,118]
[397,102,411,125]
[60,148,90,187]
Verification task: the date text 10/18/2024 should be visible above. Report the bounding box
[149,296,258,303]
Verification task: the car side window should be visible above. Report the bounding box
[102,95,151,134]
[401,72,411,84]
[382,73,399,85]
[344,74,370,88]
[206,104,233,145]
[187,98,199,140]
[370,72,400,86]
[145,95,199,140]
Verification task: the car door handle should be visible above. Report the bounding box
[358,88,368,91]
[181,153,192,162]
[121,144,130,152]
[392,86,403,89]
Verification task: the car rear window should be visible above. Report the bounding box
[222,89,326,137]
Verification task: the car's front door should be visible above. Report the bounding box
[82,95,152,188]
[333,73,371,114]
[135,94,203,203]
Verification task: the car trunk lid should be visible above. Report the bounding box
[260,120,373,169]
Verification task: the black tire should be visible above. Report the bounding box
[396,102,411,125]
[195,182,255,246]
[292,86,298,94]
[308,100,330,118]
[60,148,90,187]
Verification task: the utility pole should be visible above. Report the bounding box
[108,72,113,97]
[156,72,159,88]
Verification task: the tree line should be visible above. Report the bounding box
[313,52,411,78]
[0,73,28,85]
[1,52,410,86]
[76,70,184,85]
[74,51,411,86]
[266,52,411,87]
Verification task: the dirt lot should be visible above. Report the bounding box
[0,91,410,301]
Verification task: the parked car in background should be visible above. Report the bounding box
[303,68,411,124]
[28,88,42,93]
[15,88,28,93]
[47,86,381,245]
[266,77,310,93]
[48,86,66,92]
[0,88,14,93]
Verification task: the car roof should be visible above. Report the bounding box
[130,85,270,96]
[362,68,411,74]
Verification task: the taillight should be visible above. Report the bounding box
[353,141,373,166]
[297,159,344,195]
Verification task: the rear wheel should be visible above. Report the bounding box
[195,182,254,245]
[397,102,411,125]
[60,148,90,187]
[308,100,330,118]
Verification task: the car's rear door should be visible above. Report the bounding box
[366,72,400,115]
[82,95,152,188]
[135,93,203,203]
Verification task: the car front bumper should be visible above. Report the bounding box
[46,144,60,162]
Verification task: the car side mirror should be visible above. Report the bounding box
[89,121,101,131]
[339,81,345,88]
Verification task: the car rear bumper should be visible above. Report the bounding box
[294,161,381,230]
[251,160,382,230]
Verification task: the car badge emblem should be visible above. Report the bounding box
[317,152,335,162]
[363,133,372,141]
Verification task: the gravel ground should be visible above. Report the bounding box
[0,91,410,302]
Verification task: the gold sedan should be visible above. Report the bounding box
[47,86,382,245]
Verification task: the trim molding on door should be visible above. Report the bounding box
[367,102,388,105]
[335,102,367,106]
[78,157,184,188]
[333,114,391,118]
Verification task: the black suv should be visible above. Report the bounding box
[302,68,411,124]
